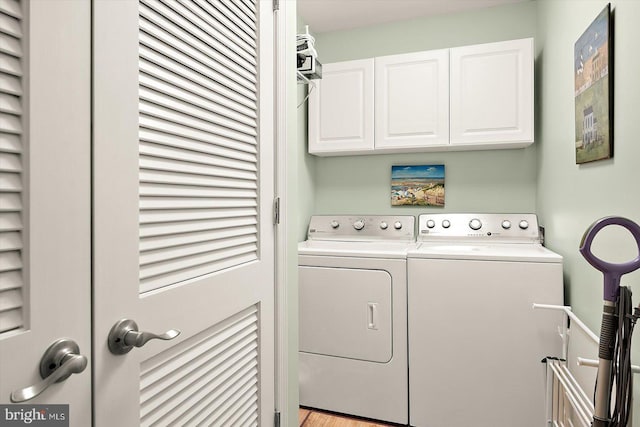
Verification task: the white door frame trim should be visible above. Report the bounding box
[274,0,292,425]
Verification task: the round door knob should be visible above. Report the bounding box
[330,220,340,229]
[394,221,403,230]
[502,220,512,229]
[442,220,451,229]
[426,220,436,229]
[519,220,529,230]
[353,219,365,230]
[469,218,482,230]
[380,221,388,230]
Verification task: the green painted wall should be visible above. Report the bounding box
[536,0,640,419]
[294,0,640,422]
[297,17,316,241]
[310,2,539,217]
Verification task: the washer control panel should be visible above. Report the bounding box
[417,213,541,243]
[307,215,415,241]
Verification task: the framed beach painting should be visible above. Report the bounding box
[574,3,613,164]
[391,165,445,207]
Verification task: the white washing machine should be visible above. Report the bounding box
[407,213,563,427]
[298,215,415,425]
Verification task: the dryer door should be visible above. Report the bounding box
[299,266,392,363]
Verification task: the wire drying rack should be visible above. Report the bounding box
[533,303,638,427]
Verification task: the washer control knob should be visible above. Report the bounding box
[501,220,512,230]
[426,220,436,229]
[442,220,451,229]
[519,220,529,230]
[380,221,388,230]
[469,218,482,231]
[394,221,403,230]
[330,220,340,229]
[353,219,365,231]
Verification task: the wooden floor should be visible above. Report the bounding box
[299,408,394,427]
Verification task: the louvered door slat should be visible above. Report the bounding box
[0,53,21,76]
[0,172,21,190]
[139,0,259,294]
[140,336,257,421]
[0,0,22,19]
[0,269,20,291]
[140,86,256,137]
[0,0,22,335]
[221,0,256,28]
[140,72,256,127]
[140,215,257,238]
[141,207,258,224]
[140,170,257,190]
[0,249,20,272]
[139,307,259,426]
[140,60,256,120]
[0,192,19,211]
[140,143,256,173]
[140,116,257,154]
[0,14,20,38]
[140,102,255,145]
[139,225,257,252]
[140,128,257,163]
[0,152,20,171]
[139,4,256,89]
[0,230,20,250]
[187,0,256,52]
[0,93,21,114]
[150,0,256,66]
[139,43,256,106]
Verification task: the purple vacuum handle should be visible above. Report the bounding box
[579,216,640,302]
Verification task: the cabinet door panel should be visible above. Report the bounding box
[375,50,449,149]
[450,38,533,145]
[309,59,374,154]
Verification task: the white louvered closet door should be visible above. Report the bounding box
[0,0,92,424]
[93,1,275,426]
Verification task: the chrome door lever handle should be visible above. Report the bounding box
[11,338,88,403]
[108,318,180,355]
[123,328,180,347]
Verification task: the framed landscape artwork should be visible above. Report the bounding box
[574,3,613,164]
[391,165,445,207]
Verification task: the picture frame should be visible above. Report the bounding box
[574,3,613,164]
[391,165,445,207]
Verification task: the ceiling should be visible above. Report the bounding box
[297,0,531,34]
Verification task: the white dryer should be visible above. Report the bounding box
[407,213,563,427]
[298,215,415,425]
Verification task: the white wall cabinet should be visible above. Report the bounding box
[450,38,534,146]
[308,38,534,156]
[375,49,449,151]
[308,58,374,155]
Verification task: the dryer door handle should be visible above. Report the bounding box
[367,302,378,330]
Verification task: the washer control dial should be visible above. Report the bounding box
[442,220,451,229]
[353,219,365,231]
[519,220,529,230]
[379,221,388,230]
[469,218,482,231]
[426,219,436,229]
[501,220,511,230]
[394,221,403,230]
[330,220,340,229]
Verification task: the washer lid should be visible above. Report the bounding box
[298,240,415,259]
[408,242,563,263]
